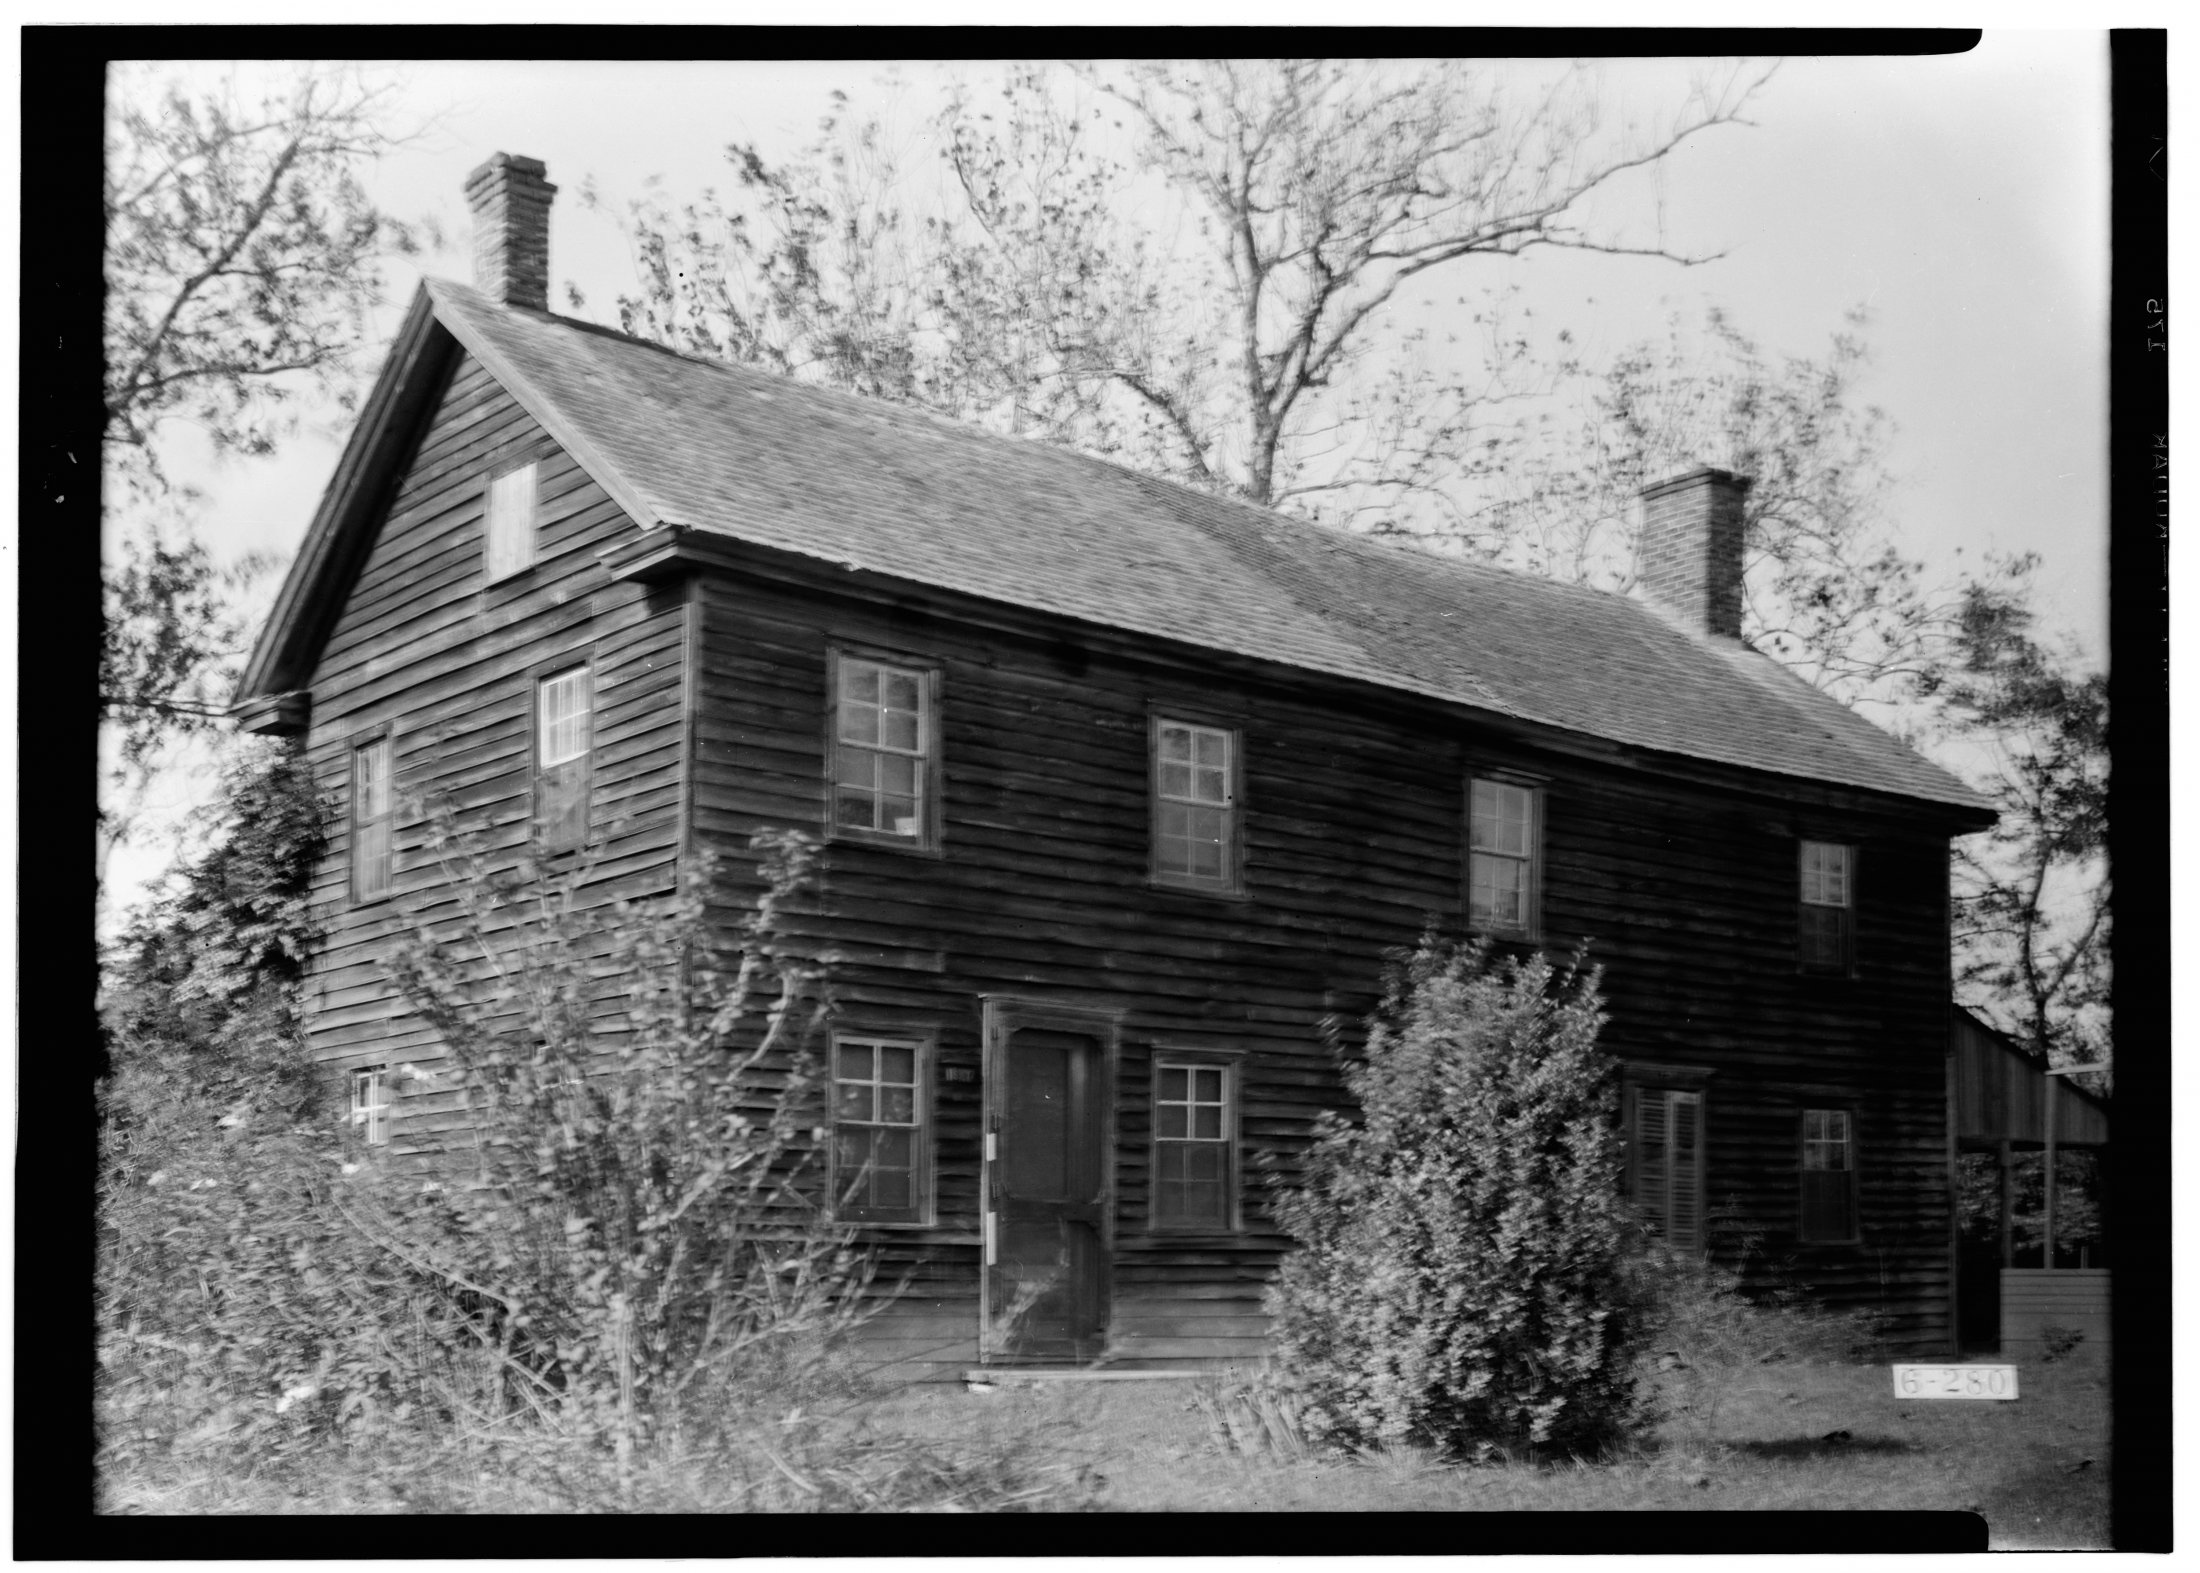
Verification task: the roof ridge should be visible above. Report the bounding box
[414,278,1991,816]
[431,275,1630,614]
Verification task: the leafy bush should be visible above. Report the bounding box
[371,822,876,1483]
[99,783,1097,1512]
[1265,936,1646,1460]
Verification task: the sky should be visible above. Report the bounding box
[103,39,2114,912]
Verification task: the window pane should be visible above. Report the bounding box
[880,1044,916,1086]
[837,748,879,791]
[1193,1068,1222,1102]
[880,754,917,797]
[875,1125,914,1172]
[1155,1102,1187,1139]
[840,702,880,746]
[1184,1145,1224,1183]
[1193,765,1228,804]
[1160,725,1191,762]
[1159,762,1192,799]
[1154,1143,1185,1185]
[883,797,920,834]
[1189,832,1223,880]
[842,661,879,705]
[835,789,878,829]
[884,671,920,713]
[1193,728,1227,768]
[880,708,919,752]
[837,1080,873,1120]
[1193,1104,1222,1139]
[1158,1067,1188,1102]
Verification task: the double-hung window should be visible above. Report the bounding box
[1151,1057,1235,1230]
[1629,1085,1705,1252]
[351,735,393,901]
[1468,776,1539,935]
[1799,1108,1859,1243]
[350,1066,391,1147]
[831,1034,929,1224]
[1798,840,1855,973]
[1152,719,1239,891]
[484,461,539,581]
[831,654,937,848]
[536,665,592,853]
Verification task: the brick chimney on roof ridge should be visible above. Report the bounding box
[1634,467,1751,641]
[464,153,557,311]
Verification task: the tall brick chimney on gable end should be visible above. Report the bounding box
[464,153,557,311]
[1634,467,1752,641]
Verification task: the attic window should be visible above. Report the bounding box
[484,462,539,581]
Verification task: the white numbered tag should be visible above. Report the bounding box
[1892,1364,2019,1400]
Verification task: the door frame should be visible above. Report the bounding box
[977,996,1124,1365]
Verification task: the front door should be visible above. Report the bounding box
[982,1005,1113,1363]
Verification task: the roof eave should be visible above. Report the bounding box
[234,287,453,705]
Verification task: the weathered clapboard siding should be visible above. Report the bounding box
[296,352,686,1153]
[679,545,1966,1365]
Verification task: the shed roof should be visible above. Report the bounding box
[245,278,1993,819]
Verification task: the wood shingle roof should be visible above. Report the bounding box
[248,278,1993,819]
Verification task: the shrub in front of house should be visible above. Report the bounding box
[1265,936,1647,1460]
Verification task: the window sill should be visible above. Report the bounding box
[827,827,944,859]
[1147,874,1250,903]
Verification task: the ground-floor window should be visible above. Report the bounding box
[350,1065,391,1146]
[1629,1084,1704,1251]
[1799,1107,1859,1243]
[831,1033,930,1225]
[1151,1056,1235,1230]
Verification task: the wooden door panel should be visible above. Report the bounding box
[988,1024,1108,1362]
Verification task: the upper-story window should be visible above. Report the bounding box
[829,653,939,849]
[1468,777,1540,936]
[484,461,539,581]
[1798,840,1855,973]
[536,664,592,853]
[350,735,393,901]
[1152,719,1240,892]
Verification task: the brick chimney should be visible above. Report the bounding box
[464,153,557,311]
[1634,467,1752,640]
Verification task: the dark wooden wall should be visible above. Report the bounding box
[298,349,686,1157]
[685,547,1968,1363]
[293,356,1967,1370]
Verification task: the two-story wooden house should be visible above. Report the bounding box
[234,154,1996,1373]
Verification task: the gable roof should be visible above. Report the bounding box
[243,278,1992,819]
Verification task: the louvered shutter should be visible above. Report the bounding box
[1634,1087,1669,1236]
[1667,1091,1703,1251]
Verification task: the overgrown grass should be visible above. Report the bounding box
[98,1355,1104,1514]
[98,1349,2104,1539]
[1087,1349,2108,1545]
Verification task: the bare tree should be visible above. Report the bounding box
[598,58,1770,522]
[101,61,426,895]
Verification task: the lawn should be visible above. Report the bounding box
[871,1349,2109,1545]
[98,1348,2108,1545]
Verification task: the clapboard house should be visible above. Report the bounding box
[234,154,1997,1371]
